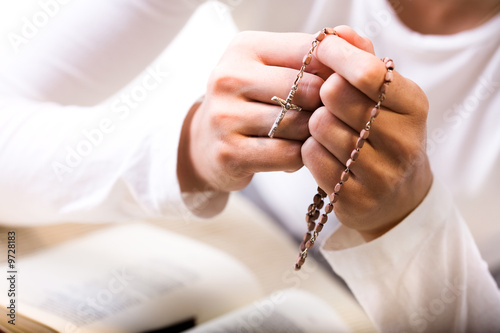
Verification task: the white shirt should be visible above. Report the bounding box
[0,0,498,331]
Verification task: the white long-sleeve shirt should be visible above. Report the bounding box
[0,0,236,224]
[0,0,498,331]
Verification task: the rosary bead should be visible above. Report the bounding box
[294,263,301,271]
[334,183,342,193]
[299,240,307,252]
[341,171,350,183]
[313,209,320,220]
[385,70,393,83]
[307,222,316,232]
[317,187,327,198]
[324,203,334,214]
[296,253,306,266]
[356,138,365,149]
[370,106,380,118]
[380,83,387,95]
[316,200,324,210]
[308,204,315,213]
[346,158,355,168]
[305,239,314,249]
[323,27,336,35]
[319,214,328,224]
[306,213,313,223]
[314,223,324,233]
[331,193,339,203]
[303,232,312,243]
[385,59,395,71]
[303,54,312,65]
[351,149,360,161]
[314,30,326,41]
[360,129,370,140]
[313,193,322,205]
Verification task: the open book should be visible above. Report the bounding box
[186,289,352,333]
[0,222,348,333]
[0,223,263,332]
[0,194,374,333]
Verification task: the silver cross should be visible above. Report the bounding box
[268,96,302,138]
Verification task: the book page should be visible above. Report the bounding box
[0,223,263,333]
[156,193,375,332]
[185,288,352,333]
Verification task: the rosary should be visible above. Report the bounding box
[268,28,394,270]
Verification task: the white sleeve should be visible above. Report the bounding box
[0,0,199,105]
[0,1,238,225]
[321,179,500,332]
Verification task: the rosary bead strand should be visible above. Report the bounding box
[294,56,395,271]
[265,27,394,270]
[268,28,337,138]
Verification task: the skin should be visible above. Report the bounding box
[177,31,327,208]
[395,0,500,35]
[177,1,498,239]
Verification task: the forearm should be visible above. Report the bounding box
[0,96,188,225]
[0,2,239,225]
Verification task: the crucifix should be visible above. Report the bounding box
[268,95,302,138]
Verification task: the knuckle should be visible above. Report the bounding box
[319,74,343,103]
[297,115,312,141]
[308,106,328,137]
[214,141,236,172]
[286,144,304,172]
[205,99,236,131]
[301,136,321,166]
[209,108,233,130]
[405,78,430,122]
[208,67,242,95]
[361,36,375,54]
[416,89,430,120]
[354,60,386,93]
[230,30,257,48]
[208,33,255,93]
[214,141,249,181]
[301,74,323,99]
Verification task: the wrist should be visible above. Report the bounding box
[177,99,230,217]
[177,99,217,194]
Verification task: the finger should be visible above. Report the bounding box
[301,135,371,231]
[333,25,375,54]
[301,136,347,195]
[302,126,391,227]
[308,106,377,170]
[233,135,304,173]
[244,63,324,111]
[308,105,422,198]
[319,73,427,151]
[233,31,333,80]
[320,73,374,131]
[315,28,427,114]
[236,102,311,141]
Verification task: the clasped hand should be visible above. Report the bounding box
[178,26,433,240]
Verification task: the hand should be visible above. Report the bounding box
[177,31,330,201]
[302,26,433,241]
